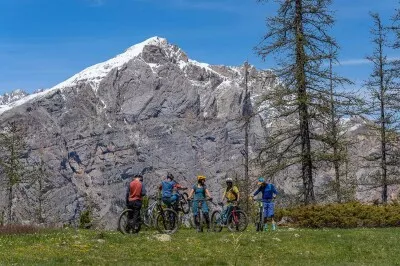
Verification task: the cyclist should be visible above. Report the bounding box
[159,173,186,211]
[220,177,240,223]
[188,175,212,232]
[250,177,278,231]
[125,173,147,233]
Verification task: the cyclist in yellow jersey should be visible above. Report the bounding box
[220,177,239,223]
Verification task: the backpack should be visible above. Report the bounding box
[161,180,174,198]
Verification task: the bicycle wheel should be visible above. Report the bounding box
[211,210,223,232]
[142,208,152,228]
[118,209,134,234]
[227,210,248,232]
[155,208,179,234]
[180,193,190,214]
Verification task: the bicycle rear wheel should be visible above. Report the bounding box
[227,210,248,232]
[211,210,223,232]
[155,208,179,234]
[118,209,134,234]
[180,192,190,214]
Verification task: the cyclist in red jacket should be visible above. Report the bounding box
[125,173,147,233]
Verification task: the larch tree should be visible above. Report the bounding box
[362,13,400,203]
[256,0,345,204]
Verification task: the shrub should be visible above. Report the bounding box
[278,202,400,228]
[79,210,92,229]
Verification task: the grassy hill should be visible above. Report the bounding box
[1,226,400,265]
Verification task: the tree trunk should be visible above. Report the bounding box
[295,0,314,204]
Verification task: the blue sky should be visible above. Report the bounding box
[0,0,399,94]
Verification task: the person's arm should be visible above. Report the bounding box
[272,184,278,198]
[250,187,261,200]
[125,185,130,205]
[141,183,147,196]
[205,188,212,199]
[234,187,240,202]
[188,188,194,199]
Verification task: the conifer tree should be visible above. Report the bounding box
[0,121,26,223]
[256,0,345,204]
[362,13,400,203]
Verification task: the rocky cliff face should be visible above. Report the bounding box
[0,37,274,228]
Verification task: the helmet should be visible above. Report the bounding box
[226,177,233,183]
[258,177,265,183]
[167,173,174,180]
[135,173,143,179]
[197,175,206,181]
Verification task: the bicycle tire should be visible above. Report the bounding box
[211,210,223,232]
[180,192,190,214]
[227,210,248,232]
[118,209,135,234]
[142,209,152,228]
[155,208,179,234]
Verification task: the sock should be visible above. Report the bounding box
[272,222,276,231]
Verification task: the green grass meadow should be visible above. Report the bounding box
[1,226,400,265]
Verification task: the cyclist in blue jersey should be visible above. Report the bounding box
[250,177,278,231]
[188,175,212,232]
[159,173,186,211]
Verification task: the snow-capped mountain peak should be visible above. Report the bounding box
[0,89,29,105]
[52,36,169,92]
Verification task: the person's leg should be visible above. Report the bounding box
[268,202,276,230]
[263,202,269,231]
[171,194,179,211]
[132,200,142,233]
[202,201,210,229]
[192,201,200,230]
[162,197,171,208]
[126,201,134,231]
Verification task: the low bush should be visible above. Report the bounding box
[79,210,93,229]
[276,202,400,228]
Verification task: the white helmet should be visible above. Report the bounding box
[226,177,233,183]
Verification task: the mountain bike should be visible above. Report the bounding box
[175,188,190,214]
[211,201,248,232]
[188,198,214,232]
[154,199,179,234]
[118,207,142,234]
[142,197,160,228]
[253,198,276,231]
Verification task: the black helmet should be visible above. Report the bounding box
[167,173,174,180]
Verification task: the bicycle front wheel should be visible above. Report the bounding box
[155,209,179,234]
[227,210,248,232]
[180,192,190,214]
[211,210,223,232]
[118,209,134,234]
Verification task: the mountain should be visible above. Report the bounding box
[0,37,274,228]
[0,89,29,106]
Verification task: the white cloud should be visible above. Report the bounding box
[338,59,371,66]
[337,57,400,66]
